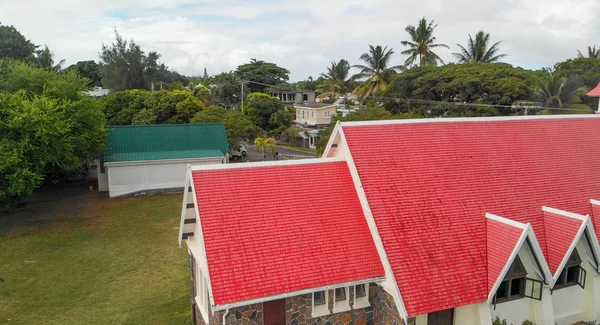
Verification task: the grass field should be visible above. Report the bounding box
[0,182,191,325]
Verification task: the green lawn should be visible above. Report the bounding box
[0,184,191,324]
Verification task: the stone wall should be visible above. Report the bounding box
[371,285,404,325]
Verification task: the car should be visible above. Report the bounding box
[230,144,247,159]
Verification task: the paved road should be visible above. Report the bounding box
[231,144,317,163]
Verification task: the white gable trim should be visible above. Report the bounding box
[486,213,529,303]
[177,169,192,247]
[322,121,342,158]
[486,213,555,302]
[189,156,345,171]
[542,206,592,282]
[590,199,600,206]
[333,124,409,319]
[186,167,218,311]
[339,114,600,127]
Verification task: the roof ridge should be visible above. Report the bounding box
[190,157,345,171]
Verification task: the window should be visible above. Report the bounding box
[494,256,527,303]
[554,248,585,290]
[302,110,305,119]
[406,317,416,325]
[194,262,209,323]
[355,284,366,298]
[303,94,308,101]
[311,290,329,317]
[335,287,346,301]
[324,111,331,118]
[353,284,370,309]
[313,291,326,306]
[311,111,315,118]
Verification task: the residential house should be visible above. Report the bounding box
[97,123,228,198]
[83,86,110,97]
[272,90,316,105]
[295,104,338,126]
[179,115,600,325]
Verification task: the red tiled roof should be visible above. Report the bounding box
[341,117,600,316]
[486,218,525,291]
[587,83,600,97]
[192,161,384,306]
[542,210,583,274]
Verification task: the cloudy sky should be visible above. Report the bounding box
[2,0,599,81]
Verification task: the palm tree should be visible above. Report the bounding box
[577,46,600,59]
[35,45,65,72]
[318,59,353,97]
[254,137,276,161]
[453,31,507,63]
[401,18,448,67]
[352,45,403,103]
[534,70,589,109]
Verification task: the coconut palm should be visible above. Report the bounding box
[254,137,276,161]
[453,31,507,63]
[401,18,448,67]
[577,45,600,59]
[318,59,353,97]
[534,70,589,109]
[352,45,403,102]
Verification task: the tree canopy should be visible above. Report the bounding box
[352,45,403,102]
[0,23,37,61]
[191,105,259,147]
[65,60,102,87]
[382,63,536,115]
[318,59,353,96]
[0,61,106,202]
[243,92,286,130]
[234,59,290,93]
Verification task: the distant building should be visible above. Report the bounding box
[83,86,110,97]
[294,104,338,126]
[271,90,316,105]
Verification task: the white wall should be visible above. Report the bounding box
[94,159,109,192]
[107,157,223,198]
[455,304,482,325]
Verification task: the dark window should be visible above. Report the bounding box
[335,288,346,301]
[494,256,527,303]
[313,291,325,306]
[554,248,585,290]
[303,94,308,101]
[355,284,366,298]
[100,158,105,174]
[407,317,416,325]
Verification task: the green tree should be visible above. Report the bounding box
[453,31,507,63]
[269,108,295,130]
[0,23,37,60]
[577,46,600,59]
[235,59,290,93]
[383,63,537,115]
[103,89,152,125]
[534,70,589,109]
[143,90,203,124]
[191,106,260,147]
[254,137,276,160]
[554,57,600,89]
[132,108,157,125]
[35,45,65,71]
[401,18,448,67]
[244,92,285,130]
[0,61,106,202]
[211,72,240,108]
[352,45,403,102]
[318,59,353,97]
[65,60,102,87]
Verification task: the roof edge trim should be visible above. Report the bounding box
[189,157,345,171]
[542,206,588,221]
[590,199,600,206]
[212,276,386,311]
[322,121,342,158]
[486,214,529,303]
[340,114,600,127]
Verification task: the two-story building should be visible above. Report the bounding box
[179,115,600,325]
[294,104,338,126]
[271,90,316,105]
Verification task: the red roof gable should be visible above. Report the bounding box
[587,83,600,97]
[341,117,600,316]
[486,218,525,291]
[542,210,583,274]
[592,202,600,239]
[192,160,384,306]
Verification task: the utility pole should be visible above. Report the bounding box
[240,80,244,114]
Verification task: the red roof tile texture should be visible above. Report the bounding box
[486,219,525,291]
[587,83,600,97]
[341,117,600,316]
[543,210,583,274]
[192,161,384,306]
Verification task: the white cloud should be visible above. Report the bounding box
[1,0,598,81]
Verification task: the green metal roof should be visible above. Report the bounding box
[104,124,229,163]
